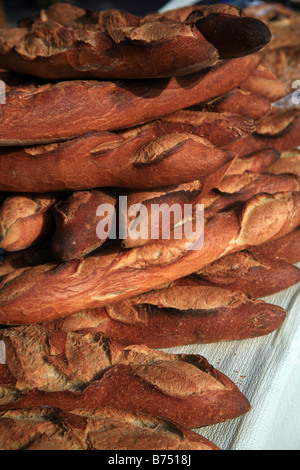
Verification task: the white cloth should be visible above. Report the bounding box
[164,270,300,450]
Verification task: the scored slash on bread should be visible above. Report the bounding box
[0,325,251,429]
[0,55,261,146]
[51,283,287,348]
[0,3,271,80]
[0,192,299,325]
[193,250,300,299]
[0,407,220,450]
[0,113,249,192]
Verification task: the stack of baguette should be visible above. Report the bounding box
[0,2,299,451]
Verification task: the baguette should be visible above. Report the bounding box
[0,341,251,429]
[0,7,219,80]
[121,172,300,249]
[0,407,220,450]
[0,192,299,325]
[241,109,300,156]
[0,54,262,146]
[186,11,271,59]
[251,227,300,265]
[0,193,57,252]
[52,283,286,348]
[268,149,300,177]
[238,64,287,102]
[0,3,271,80]
[193,250,300,298]
[225,149,280,176]
[262,46,300,91]
[203,88,272,121]
[0,114,249,193]
[51,190,116,261]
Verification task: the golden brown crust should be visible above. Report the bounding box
[52,283,287,348]
[0,120,238,192]
[0,55,261,146]
[251,227,300,265]
[0,192,299,325]
[0,193,57,252]
[203,88,272,121]
[0,5,220,80]
[0,344,250,429]
[0,325,122,392]
[51,190,117,261]
[193,250,300,298]
[226,149,280,176]
[238,64,287,102]
[241,109,300,156]
[0,3,271,81]
[268,149,300,178]
[0,407,220,450]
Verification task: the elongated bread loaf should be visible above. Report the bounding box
[0,55,261,146]
[0,342,251,429]
[204,172,300,218]
[193,250,300,298]
[0,407,220,450]
[238,64,287,102]
[225,149,280,176]
[241,109,300,156]
[51,190,116,261]
[0,114,247,192]
[121,172,300,249]
[0,192,299,325]
[153,4,271,58]
[203,88,272,121]
[0,3,271,80]
[0,7,219,80]
[251,227,300,265]
[0,193,57,252]
[268,149,300,177]
[52,283,286,348]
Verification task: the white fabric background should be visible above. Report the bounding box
[163,276,300,450]
[159,0,300,450]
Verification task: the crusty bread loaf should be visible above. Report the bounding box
[0,55,261,146]
[0,341,251,429]
[268,149,300,177]
[51,190,116,261]
[245,4,300,89]
[225,149,280,176]
[0,407,220,450]
[241,109,300,156]
[238,64,287,102]
[193,250,300,298]
[251,227,300,265]
[0,192,299,325]
[0,3,271,80]
[186,11,271,59]
[202,88,272,121]
[51,283,286,348]
[0,113,248,193]
[0,6,219,80]
[0,193,57,252]
[120,172,300,249]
